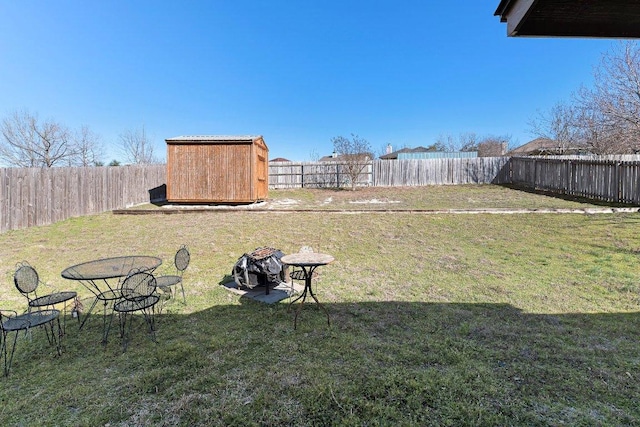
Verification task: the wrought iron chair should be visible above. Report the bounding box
[14,261,78,332]
[155,245,190,306]
[0,308,61,375]
[113,271,160,351]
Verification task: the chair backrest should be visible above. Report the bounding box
[121,271,157,301]
[14,262,40,298]
[174,246,190,274]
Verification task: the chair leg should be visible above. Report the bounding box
[40,320,61,356]
[120,309,157,351]
[179,282,186,304]
[159,287,172,314]
[103,305,117,345]
[142,307,157,341]
[51,319,62,356]
[2,331,19,376]
[119,312,130,352]
[1,331,8,376]
[40,318,61,349]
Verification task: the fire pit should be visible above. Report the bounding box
[232,247,288,295]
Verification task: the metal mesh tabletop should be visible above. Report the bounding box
[61,256,162,341]
[61,256,162,280]
[280,253,334,267]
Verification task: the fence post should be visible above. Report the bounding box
[371,160,376,186]
[615,161,621,203]
[565,160,571,195]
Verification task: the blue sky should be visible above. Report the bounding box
[0,1,612,162]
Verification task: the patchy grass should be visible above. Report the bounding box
[269,185,621,210]
[0,186,639,425]
[137,184,614,212]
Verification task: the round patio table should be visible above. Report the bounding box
[61,256,162,342]
[280,252,334,329]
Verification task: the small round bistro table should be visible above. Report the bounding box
[280,252,334,329]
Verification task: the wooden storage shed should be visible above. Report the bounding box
[165,135,268,204]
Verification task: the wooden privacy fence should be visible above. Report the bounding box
[269,157,511,188]
[510,157,640,204]
[269,161,373,189]
[4,156,640,233]
[371,157,511,186]
[0,165,165,233]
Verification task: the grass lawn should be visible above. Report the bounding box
[0,185,639,426]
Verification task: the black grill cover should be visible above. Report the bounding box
[232,247,287,289]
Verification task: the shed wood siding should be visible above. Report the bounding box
[166,136,268,203]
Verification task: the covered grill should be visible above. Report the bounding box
[232,247,288,294]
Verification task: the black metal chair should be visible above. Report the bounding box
[113,271,160,351]
[0,308,61,375]
[14,262,78,311]
[14,262,78,332]
[155,245,190,306]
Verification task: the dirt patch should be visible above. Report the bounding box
[349,199,401,205]
[268,199,299,209]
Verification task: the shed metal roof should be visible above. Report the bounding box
[165,135,266,147]
[166,135,262,142]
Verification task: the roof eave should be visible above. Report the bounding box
[494,0,515,20]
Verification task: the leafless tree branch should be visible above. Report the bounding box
[119,126,158,164]
[331,134,372,190]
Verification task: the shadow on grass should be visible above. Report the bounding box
[500,183,640,208]
[4,299,640,425]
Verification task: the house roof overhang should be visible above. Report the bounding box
[495,0,640,38]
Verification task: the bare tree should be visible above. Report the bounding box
[459,132,480,152]
[424,142,447,152]
[573,41,640,154]
[0,110,105,167]
[433,134,457,151]
[0,109,74,167]
[309,148,321,162]
[528,101,585,154]
[477,135,511,157]
[70,125,104,166]
[571,102,619,155]
[527,42,640,155]
[119,126,158,164]
[331,133,373,190]
[430,133,481,152]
